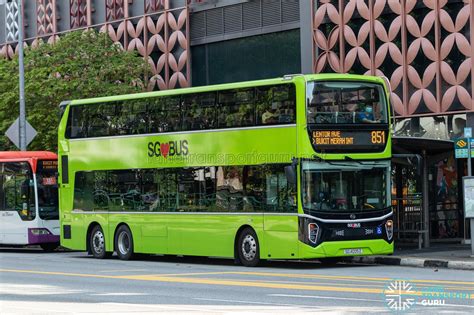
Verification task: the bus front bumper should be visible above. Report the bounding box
[28,228,60,244]
[298,239,394,259]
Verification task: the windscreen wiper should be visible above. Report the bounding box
[344,156,362,164]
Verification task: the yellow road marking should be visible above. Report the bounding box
[116,274,383,294]
[129,271,238,277]
[1,268,472,297]
[212,278,474,291]
[230,271,474,286]
[119,270,474,287]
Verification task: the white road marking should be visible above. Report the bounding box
[0,284,85,295]
[91,293,150,296]
[193,297,308,307]
[268,293,383,303]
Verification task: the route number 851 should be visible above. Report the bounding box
[371,131,385,144]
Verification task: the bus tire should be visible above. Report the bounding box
[40,243,58,252]
[237,227,260,267]
[115,225,134,260]
[89,225,110,259]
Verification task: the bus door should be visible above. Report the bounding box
[35,160,60,235]
[262,170,299,259]
[0,162,36,245]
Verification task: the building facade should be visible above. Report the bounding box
[1,0,473,245]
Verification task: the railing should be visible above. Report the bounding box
[393,196,426,248]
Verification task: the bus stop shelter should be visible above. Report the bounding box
[392,137,455,248]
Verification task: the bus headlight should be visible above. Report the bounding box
[30,228,51,235]
[385,220,393,240]
[308,223,320,244]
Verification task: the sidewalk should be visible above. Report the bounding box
[350,244,474,270]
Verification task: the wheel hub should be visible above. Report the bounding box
[117,231,130,255]
[241,234,256,261]
[92,231,104,254]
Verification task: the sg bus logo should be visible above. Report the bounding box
[147,140,189,159]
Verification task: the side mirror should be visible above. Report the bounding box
[59,101,70,120]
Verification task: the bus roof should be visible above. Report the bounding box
[0,151,57,173]
[68,73,387,106]
[0,151,57,160]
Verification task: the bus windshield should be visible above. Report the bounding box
[36,160,59,220]
[307,81,388,124]
[301,161,390,213]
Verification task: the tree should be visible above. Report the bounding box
[0,30,149,151]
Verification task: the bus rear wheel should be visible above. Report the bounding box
[115,225,134,260]
[89,225,110,259]
[238,228,260,267]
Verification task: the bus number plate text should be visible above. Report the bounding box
[344,248,363,255]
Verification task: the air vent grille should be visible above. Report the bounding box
[190,0,300,41]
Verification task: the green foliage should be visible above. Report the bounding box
[0,30,148,151]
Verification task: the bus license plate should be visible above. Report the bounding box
[344,249,362,255]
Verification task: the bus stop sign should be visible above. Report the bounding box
[5,118,37,149]
[454,138,469,158]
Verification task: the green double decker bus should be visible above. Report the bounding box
[58,74,393,266]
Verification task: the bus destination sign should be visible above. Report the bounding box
[310,129,387,153]
[39,160,58,170]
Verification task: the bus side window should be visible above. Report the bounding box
[217,89,255,129]
[182,92,217,131]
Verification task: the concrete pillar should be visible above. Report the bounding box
[422,150,430,248]
[299,0,314,74]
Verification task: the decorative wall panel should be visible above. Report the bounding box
[37,0,56,36]
[342,0,371,74]
[106,0,125,22]
[405,0,438,115]
[98,0,189,90]
[5,0,19,43]
[312,0,473,117]
[146,0,167,13]
[313,0,340,73]
[70,0,89,29]
[438,0,471,113]
[373,0,404,116]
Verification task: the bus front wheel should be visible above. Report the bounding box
[238,228,260,267]
[89,225,110,259]
[115,225,134,260]
[40,243,58,252]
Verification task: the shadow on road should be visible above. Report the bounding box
[0,246,372,269]
[75,252,371,270]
